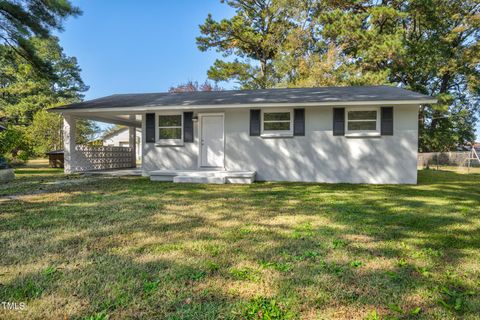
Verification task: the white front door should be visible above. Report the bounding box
[200,114,224,167]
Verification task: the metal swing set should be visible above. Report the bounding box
[465,145,480,172]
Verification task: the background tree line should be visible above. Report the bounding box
[1,0,478,162]
[0,0,97,162]
[197,0,479,151]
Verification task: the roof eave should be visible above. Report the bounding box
[50,98,437,113]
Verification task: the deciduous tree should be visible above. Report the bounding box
[168,80,221,93]
[315,0,479,151]
[0,37,96,159]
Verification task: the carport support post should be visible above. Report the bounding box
[129,126,136,168]
[63,114,76,174]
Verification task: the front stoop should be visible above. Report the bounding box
[173,175,226,184]
[149,170,255,184]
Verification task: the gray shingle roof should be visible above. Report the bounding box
[52,85,435,111]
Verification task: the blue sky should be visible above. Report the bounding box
[57,1,478,136]
[57,0,235,100]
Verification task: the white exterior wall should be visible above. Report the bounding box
[141,105,418,184]
[142,121,199,171]
[104,128,142,160]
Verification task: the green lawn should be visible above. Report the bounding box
[0,166,479,319]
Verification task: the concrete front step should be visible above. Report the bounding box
[149,170,255,184]
[173,175,226,184]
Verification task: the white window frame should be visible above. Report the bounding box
[155,112,184,146]
[345,107,380,137]
[261,108,294,138]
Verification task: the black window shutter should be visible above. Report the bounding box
[294,108,305,136]
[183,112,194,142]
[381,107,394,135]
[250,109,261,136]
[145,113,155,143]
[333,108,345,136]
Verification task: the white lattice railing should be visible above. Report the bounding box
[71,145,134,172]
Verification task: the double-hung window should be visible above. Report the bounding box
[261,109,293,137]
[345,107,380,136]
[157,113,183,145]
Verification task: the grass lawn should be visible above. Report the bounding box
[0,165,479,319]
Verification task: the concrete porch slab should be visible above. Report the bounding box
[82,168,142,177]
[173,175,226,184]
[149,170,255,184]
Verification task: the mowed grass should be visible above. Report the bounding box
[0,166,479,319]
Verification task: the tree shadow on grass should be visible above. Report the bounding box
[0,251,247,319]
[0,170,479,318]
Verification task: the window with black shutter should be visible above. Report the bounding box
[333,108,345,136]
[250,109,261,136]
[381,107,393,135]
[294,109,305,136]
[183,112,194,142]
[145,113,155,143]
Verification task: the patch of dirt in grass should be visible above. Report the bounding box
[344,233,375,243]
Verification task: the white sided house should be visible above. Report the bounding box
[51,86,437,184]
[102,127,142,160]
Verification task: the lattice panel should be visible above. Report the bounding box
[72,145,135,172]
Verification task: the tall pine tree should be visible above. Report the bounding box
[0,0,81,79]
[196,0,296,89]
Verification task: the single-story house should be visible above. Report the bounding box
[50,85,437,184]
[102,127,142,160]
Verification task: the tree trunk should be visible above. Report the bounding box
[260,59,267,88]
[418,105,425,152]
[439,73,450,94]
[430,73,450,129]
